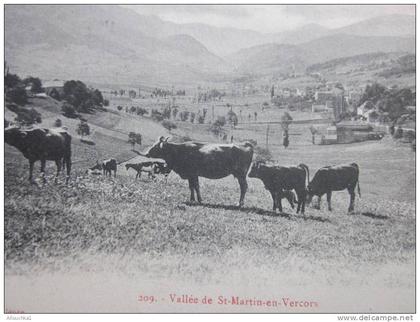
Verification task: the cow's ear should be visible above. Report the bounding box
[159,136,165,142]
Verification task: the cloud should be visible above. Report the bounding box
[124,4,415,33]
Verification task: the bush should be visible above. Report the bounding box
[136,107,148,116]
[162,120,177,131]
[117,105,123,111]
[62,102,78,118]
[16,107,42,125]
[190,112,196,123]
[103,99,110,107]
[151,109,164,122]
[254,146,273,163]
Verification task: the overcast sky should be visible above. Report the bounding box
[125,4,415,33]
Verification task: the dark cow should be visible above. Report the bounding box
[248,162,309,213]
[101,158,117,177]
[144,136,253,206]
[5,126,72,183]
[307,163,361,212]
[125,162,155,179]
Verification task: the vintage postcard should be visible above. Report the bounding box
[3,3,416,316]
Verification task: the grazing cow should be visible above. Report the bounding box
[144,136,253,206]
[307,163,361,212]
[279,190,298,209]
[152,161,171,179]
[248,162,309,213]
[101,158,117,177]
[125,162,155,179]
[5,126,72,183]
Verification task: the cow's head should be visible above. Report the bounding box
[145,136,170,158]
[248,161,264,178]
[4,126,28,150]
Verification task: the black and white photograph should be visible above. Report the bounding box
[3,3,416,315]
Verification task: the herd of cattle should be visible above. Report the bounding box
[5,126,362,213]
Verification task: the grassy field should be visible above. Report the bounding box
[4,95,415,313]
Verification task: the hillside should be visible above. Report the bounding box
[5,96,171,168]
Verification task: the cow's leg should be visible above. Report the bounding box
[237,175,248,207]
[188,178,196,202]
[65,158,71,183]
[295,189,306,214]
[40,159,47,183]
[114,170,116,178]
[314,195,321,210]
[55,159,62,183]
[348,187,356,213]
[29,160,35,183]
[192,177,202,203]
[270,191,277,211]
[327,191,332,211]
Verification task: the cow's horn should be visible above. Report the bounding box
[165,136,170,142]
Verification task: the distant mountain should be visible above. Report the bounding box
[268,23,331,45]
[227,43,309,75]
[5,5,231,85]
[227,33,415,76]
[4,5,416,85]
[334,14,415,38]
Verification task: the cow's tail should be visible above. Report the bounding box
[298,163,310,186]
[351,163,361,198]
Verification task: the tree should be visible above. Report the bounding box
[180,111,190,122]
[270,85,274,98]
[5,73,21,89]
[103,99,110,106]
[117,105,123,111]
[23,77,43,93]
[77,120,90,138]
[190,112,196,123]
[62,102,78,118]
[227,110,238,128]
[15,107,42,125]
[54,119,62,127]
[49,88,61,101]
[210,116,226,137]
[7,87,27,105]
[172,107,179,119]
[128,132,142,149]
[280,112,293,131]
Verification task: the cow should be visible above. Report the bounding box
[125,162,155,179]
[144,136,253,206]
[5,126,72,183]
[248,162,309,214]
[152,161,171,179]
[101,158,117,177]
[306,163,361,213]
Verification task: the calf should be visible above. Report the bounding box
[5,126,72,183]
[102,158,117,177]
[248,162,309,213]
[125,162,155,179]
[307,163,361,212]
[152,161,171,179]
